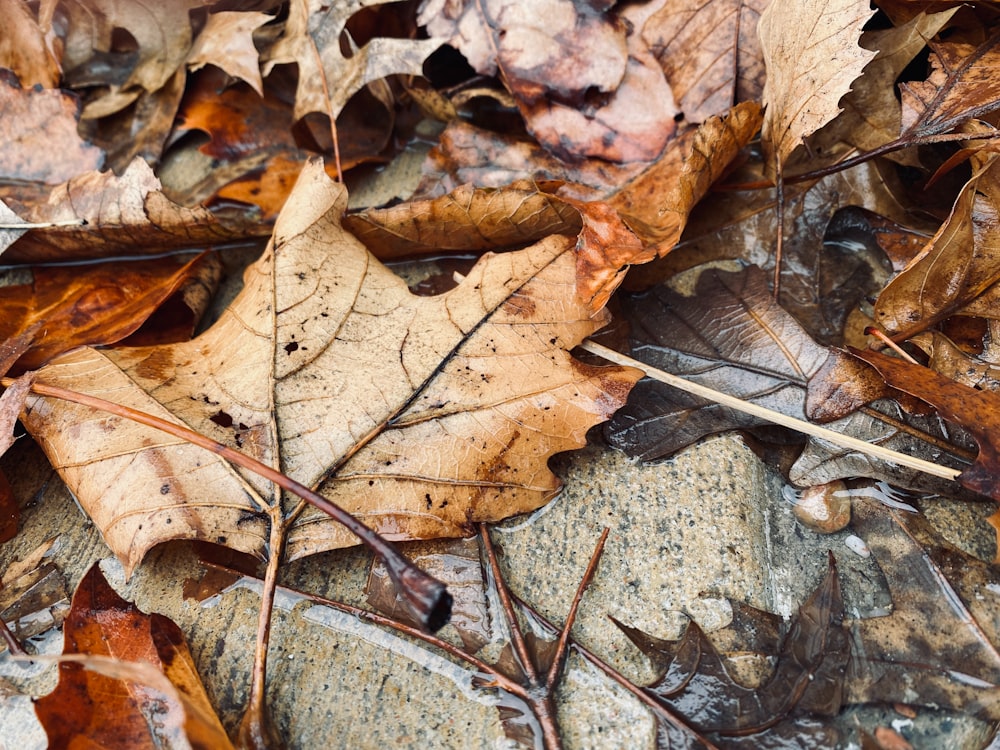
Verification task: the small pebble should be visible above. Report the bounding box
[789,480,851,533]
[844,534,870,558]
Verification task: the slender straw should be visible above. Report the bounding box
[580,340,961,482]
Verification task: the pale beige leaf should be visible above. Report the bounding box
[22,160,642,572]
[265,0,442,121]
[187,11,271,96]
[758,0,876,171]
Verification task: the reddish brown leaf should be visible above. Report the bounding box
[421,0,677,162]
[0,253,220,372]
[852,348,1000,501]
[900,35,1000,138]
[34,564,232,749]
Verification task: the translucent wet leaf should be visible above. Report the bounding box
[615,555,849,746]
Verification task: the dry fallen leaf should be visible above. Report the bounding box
[874,146,1000,339]
[186,11,271,96]
[421,0,678,162]
[265,0,442,122]
[20,159,643,573]
[0,75,104,185]
[1,157,269,263]
[758,0,877,173]
[642,0,768,123]
[0,0,60,89]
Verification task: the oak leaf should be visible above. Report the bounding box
[265,0,442,122]
[60,0,214,119]
[758,0,876,172]
[20,160,643,573]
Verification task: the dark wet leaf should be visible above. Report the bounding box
[846,500,1000,719]
[616,555,848,746]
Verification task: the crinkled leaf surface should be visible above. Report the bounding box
[186,11,270,96]
[21,160,642,572]
[420,0,677,162]
[1,158,269,263]
[266,0,442,121]
[758,0,876,171]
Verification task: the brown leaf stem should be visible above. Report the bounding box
[1,376,452,632]
[237,513,288,750]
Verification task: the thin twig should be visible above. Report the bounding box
[772,158,784,300]
[579,341,962,482]
[865,327,921,364]
[478,523,538,684]
[545,527,608,691]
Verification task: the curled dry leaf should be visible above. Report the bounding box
[608,101,763,251]
[343,181,583,260]
[874,146,1000,339]
[642,0,768,122]
[758,0,876,173]
[20,160,643,573]
[186,11,271,96]
[34,564,233,749]
[265,0,442,122]
[0,75,104,185]
[1,158,269,263]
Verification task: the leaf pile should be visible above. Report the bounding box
[3,0,1000,747]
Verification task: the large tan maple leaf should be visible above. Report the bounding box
[21,160,643,573]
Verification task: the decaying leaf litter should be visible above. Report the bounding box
[2,0,1000,747]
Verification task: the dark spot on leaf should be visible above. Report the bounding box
[285,342,299,353]
[160,484,170,495]
[210,410,234,428]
